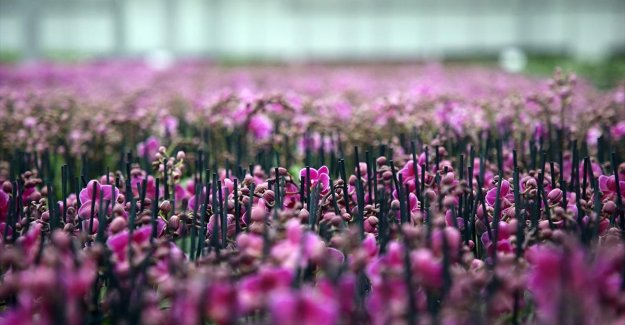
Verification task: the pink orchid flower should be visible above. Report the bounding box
[598,174,625,201]
[299,166,330,194]
[271,219,326,270]
[79,180,119,205]
[485,179,514,213]
[399,159,422,193]
[131,174,157,200]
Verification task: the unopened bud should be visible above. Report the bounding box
[159,200,172,214]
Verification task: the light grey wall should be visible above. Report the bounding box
[1,0,624,61]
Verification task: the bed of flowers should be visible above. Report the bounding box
[1,61,625,324]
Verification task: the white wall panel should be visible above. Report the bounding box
[0,0,623,60]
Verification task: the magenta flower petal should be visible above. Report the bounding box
[408,192,419,211]
[79,180,101,205]
[132,226,152,244]
[81,218,99,234]
[485,187,497,206]
[500,180,510,197]
[598,175,609,192]
[269,290,298,325]
[326,247,345,264]
[100,184,119,201]
[107,230,130,260]
[77,200,96,219]
[299,167,319,182]
[0,189,9,221]
[317,173,330,190]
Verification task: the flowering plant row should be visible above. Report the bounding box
[1,63,623,163]
[0,63,624,324]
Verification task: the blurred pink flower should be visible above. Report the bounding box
[0,189,9,222]
[271,219,326,270]
[269,289,339,325]
[611,121,625,140]
[162,116,178,137]
[249,114,273,141]
[238,267,293,312]
[137,136,160,159]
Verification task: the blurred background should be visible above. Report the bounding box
[1,0,624,87]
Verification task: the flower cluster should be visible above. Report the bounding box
[1,63,624,167]
[0,64,625,324]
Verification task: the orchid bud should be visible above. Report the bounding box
[255,183,268,192]
[553,206,565,218]
[441,172,455,185]
[366,216,379,227]
[618,162,625,173]
[176,151,185,160]
[425,189,436,202]
[547,188,563,204]
[552,229,566,242]
[113,203,125,215]
[248,222,264,234]
[110,217,127,233]
[298,209,309,222]
[263,190,275,202]
[168,215,180,230]
[159,200,172,214]
[29,191,41,202]
[41,211,50,222]
[603,201,616,215]
[331,215,342,227]
[251,206,267,222]
[322,212,335,222]
[443,196,456,208]
[52,230,71,249]
[525,178,537,188]
[63,223,74,233]
[2,181,12,193]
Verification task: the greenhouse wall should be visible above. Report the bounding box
[1,0,624,61]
